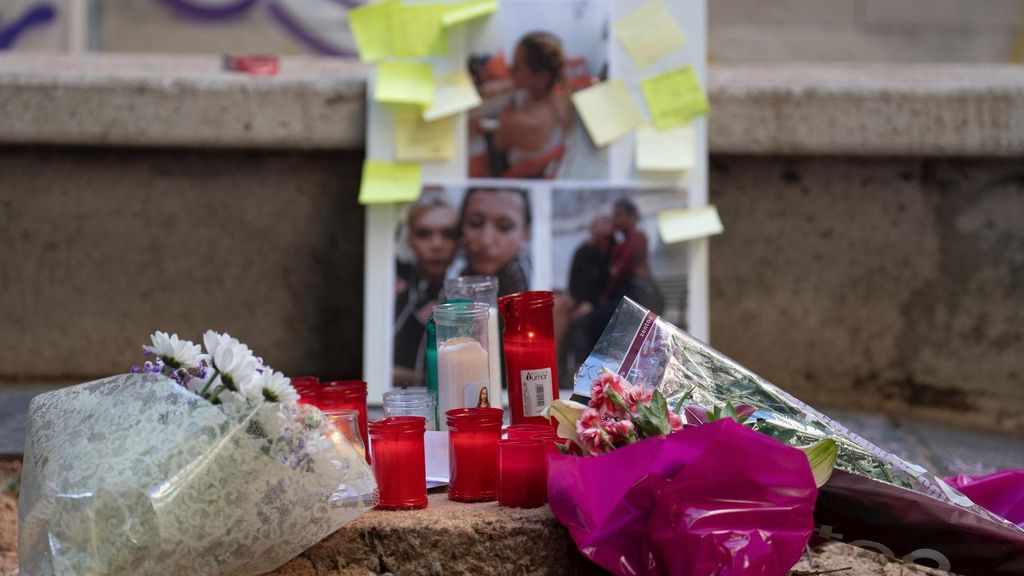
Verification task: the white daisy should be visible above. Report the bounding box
[244,369,299,405]
[144,331,202,370]
[203,330,257,392]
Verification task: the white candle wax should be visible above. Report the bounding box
[485,306,503,415]
[437,336,490,431]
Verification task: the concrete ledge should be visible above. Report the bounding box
[2,56,1024,156]
[709,64,1024,157]
[268,494,577,576]
[0,54,368,150]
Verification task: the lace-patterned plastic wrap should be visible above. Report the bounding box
[18,374,379,576]
[572,298,1024,576]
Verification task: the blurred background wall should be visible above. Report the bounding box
[1,1,1022,434]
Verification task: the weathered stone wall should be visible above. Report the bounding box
[0,147,366,379]
[710,156,1024,433]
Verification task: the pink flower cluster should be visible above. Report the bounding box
[575,372,684,455]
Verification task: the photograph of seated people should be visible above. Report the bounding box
[467,19,607,180]
[561,199,665,379]
[393,190,458,387]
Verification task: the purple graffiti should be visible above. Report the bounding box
[158,0,364,57]
[0,2,57,50]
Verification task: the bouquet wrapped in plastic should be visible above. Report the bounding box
[18,331,378,576]
[567,298,1024,575]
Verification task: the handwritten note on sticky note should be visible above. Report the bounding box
[423,70,482,121]
[641,66,709,130]
[391,3,448,58]
[359,160,422,205]
[394,107,454,162]
[636,125,696,172]
[614,0,686,69]
[442,0,498,27]
[375,61,434,106]
[572,79,646,147]
[657,205,723,244]
[348,0,397,63]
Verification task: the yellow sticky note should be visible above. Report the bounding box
[348,0,398,63]
[614,0,686,69]
[442,0,498,27]
[375,61,435,106]
[392,3,449,58]
[641,66,709,130]
[359,160,422,205]
[571,79,646,147]
[422,70,482,121]
[657,205,723,244]
[636,125,695,172]
[394,107,454,162]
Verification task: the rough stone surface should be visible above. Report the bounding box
[0,54,368,150]
[709,156,1024,433]
[0,147,366,380]
[708,64,1024,156]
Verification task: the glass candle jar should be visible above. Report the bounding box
[446,408,503,502]
[434,302,492,430]
[444,276,503,410]
[498,438,546,508]
[291,376,320,405]
[318,380,369,463]
[506,424,555,440]
[321,408,367,463]
[369,416,428,510]
[499,291,559,425]
[425,316,439,430]
[383,388,437,431]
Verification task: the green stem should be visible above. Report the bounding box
[200,368,221,397]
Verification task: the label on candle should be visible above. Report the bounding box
[464,379,493,408]
[520,368,553,417]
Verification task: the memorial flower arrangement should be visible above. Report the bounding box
[551,298,1024,576]
[543,369,837,576]
[18,330,378,576]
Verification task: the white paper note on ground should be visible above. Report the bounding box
[424,430,450,487]
[657,205,724,244]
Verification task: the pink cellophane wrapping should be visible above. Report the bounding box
[944,470,1024,528]
[547,419,818,576]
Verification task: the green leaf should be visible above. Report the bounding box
[672,385,696,415]
[799,438,838,488]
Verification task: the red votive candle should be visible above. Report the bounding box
[499,291,559,426]
[319,381,370,463]
[506,424,555,439]
[291,376,320,405]
[498,439,546,508]
[369,416,427,510]
[447,408,504,502]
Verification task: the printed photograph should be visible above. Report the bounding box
[549,185,689,384]
[392,184,534,387]
[465,0,610,180]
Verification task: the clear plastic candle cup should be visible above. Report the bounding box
[383,388,437,431]
[318,380,369,463]
[446,407,503,502]
[369,416,428,510]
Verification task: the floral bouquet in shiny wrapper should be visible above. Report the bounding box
[561,298,1024,575]
[18,331,378,576]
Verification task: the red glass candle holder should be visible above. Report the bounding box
[506,424,555,439]
[446,408,504,502]
[290,376,320,405]
[319,381,369,463]
[499,291,559,425]
[369,417,427,510]
[498,439,546,508]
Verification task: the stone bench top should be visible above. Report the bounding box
[1,54,1023,156]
